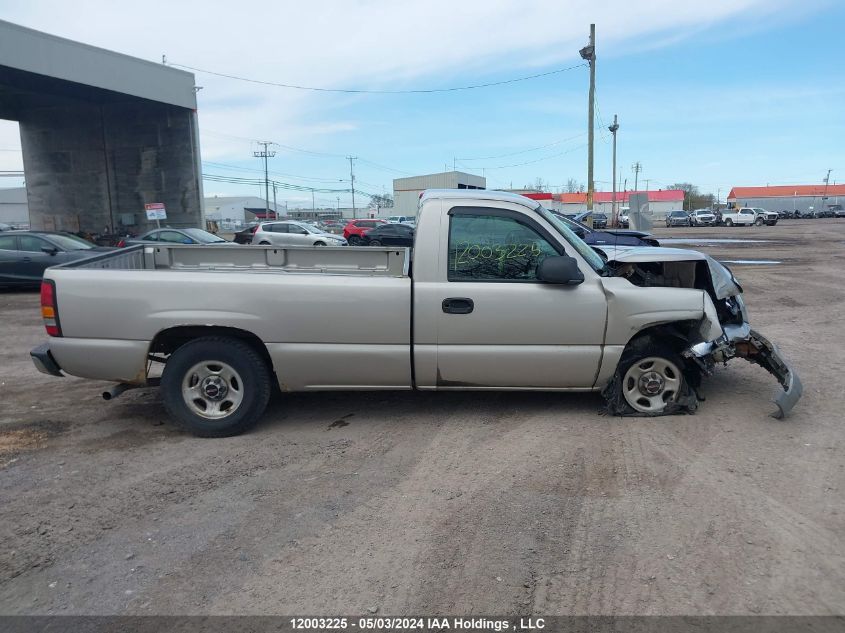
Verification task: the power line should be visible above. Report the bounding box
[169,62,588,94]
[456,132,588,161]
[456,142,588,171]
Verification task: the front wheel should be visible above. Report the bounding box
[755,217,764,226]
[606,341,691,416]
[726,219,733,227]
[161,337,272,437]
[348,235,361,246]
[313,241,326,246]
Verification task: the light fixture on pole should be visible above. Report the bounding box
[608,114,619,226]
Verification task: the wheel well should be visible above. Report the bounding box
[150,326,274,372]
[624,321,698,357]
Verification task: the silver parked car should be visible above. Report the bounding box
[252,221,348,246]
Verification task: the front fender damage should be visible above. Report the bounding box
[685,328,802,419]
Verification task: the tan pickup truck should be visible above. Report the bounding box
[31,190,802,436]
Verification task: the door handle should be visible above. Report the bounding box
[22,257,32,262]
[442,297,474,314]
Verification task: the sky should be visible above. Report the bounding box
[1,0,843,209]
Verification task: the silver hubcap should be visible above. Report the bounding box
[622,357,682,413]
[182,361,244,419]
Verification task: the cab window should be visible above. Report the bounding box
[448,213,558,281]
[0,235,17,250]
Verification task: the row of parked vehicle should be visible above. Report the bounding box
[665,207,780,228]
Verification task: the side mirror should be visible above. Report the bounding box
[41,246,59,256]
[537,255,584,285]
[573,228,586,239]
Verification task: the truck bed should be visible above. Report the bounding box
[67,244,409,278]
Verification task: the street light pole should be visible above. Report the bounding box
[609,114,619,226]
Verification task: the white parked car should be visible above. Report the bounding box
[252,221,348,246]
[388,215,414,224]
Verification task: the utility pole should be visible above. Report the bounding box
[579,24,596,211]
[608,114,619,226]
[311,189,316,217]
[272,181,278,220]
[253,142,276,217]
[632,162,642,192]
[348,156,357,219]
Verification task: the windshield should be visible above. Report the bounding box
[181,228,228,243]
[47,233,95,250]
[536,206,605,272]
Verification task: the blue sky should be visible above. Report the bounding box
[1,0,843,208]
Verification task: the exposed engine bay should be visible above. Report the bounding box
[603,248,802,418]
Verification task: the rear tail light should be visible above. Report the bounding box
[40,280,62,337]
[117,239,126,247]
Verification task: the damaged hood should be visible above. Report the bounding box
[606,246,743,300]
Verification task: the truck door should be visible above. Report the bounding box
[425,206,607,389]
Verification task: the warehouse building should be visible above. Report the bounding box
[727,185,845,216]
[393,171,486,216]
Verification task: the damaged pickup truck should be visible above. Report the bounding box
[31,190,801,437]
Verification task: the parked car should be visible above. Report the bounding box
[387,215,414,224]
[665,210,691,227]
[777,210,793,219]
[0,230,114,287]
[31,190,801,437]
[832,205,845,218]
[359,222,415,247]
[618,211,630,228]
[253,221,347,246]
[343,219,388,245]
[794,208,816,219]
[0,223,12,232]
[233,224,259,244]
[817,207,836,219]
[592,213,608,229]
[689,209,717,226]
[554,213,659,248]
[121,228,233,247]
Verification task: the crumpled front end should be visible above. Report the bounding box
[685,321,803,419]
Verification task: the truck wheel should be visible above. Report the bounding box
[755,217,764,226]
[725,219,733,227]
[161,337,271,437]
[607,341,691,416]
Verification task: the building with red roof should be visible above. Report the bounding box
[727,185,845,216]
[519,189,685,219]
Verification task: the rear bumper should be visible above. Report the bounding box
[30,342,64,377]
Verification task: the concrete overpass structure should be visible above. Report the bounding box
[0,20,203,233]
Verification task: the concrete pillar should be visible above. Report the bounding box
[19,99,202,234]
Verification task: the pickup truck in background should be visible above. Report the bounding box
[31,190,802,437]
[723,207,779,227]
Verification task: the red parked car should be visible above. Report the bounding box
[342,219,387,245]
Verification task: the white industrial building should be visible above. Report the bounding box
[393,171,486,216]
[0,187,29,227]
[204,196,284,229]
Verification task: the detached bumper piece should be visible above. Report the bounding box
[734,329,802,419]
[30,342,63,377]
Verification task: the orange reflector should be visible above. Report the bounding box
[42,306,55,318]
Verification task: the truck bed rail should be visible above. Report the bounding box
[65,244,409,277]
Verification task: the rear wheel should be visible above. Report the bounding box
[259,241,271,245]
[726,219,734,227]
[161,337,271,437]
[369,239,382,246]
[348,235,361,246]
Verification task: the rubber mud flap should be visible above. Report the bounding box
[737,329,803,419]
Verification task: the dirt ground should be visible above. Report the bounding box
[0,219,843,616]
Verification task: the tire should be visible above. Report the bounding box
[259,241,271,245]
[725,219,733,227]
[161,336,272,437]
[755,217,764,226]
[369,239,382,246]
[348,235,361,246]
[313,241,326,246]
[607,339,691,416]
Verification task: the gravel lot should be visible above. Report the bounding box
[1,219,843,616]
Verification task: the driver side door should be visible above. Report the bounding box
[17,235,61,282]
